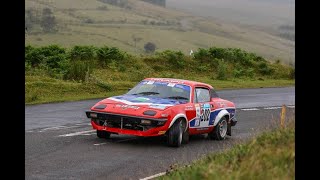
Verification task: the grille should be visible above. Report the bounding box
[92,113,160,131]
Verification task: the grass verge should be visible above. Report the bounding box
[158,121,295,180]
[25,74,294,105]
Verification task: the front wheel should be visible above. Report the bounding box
[209,117,228,140]
[97,130,111,139]
[167,119,183,147]
[182,128,189,144]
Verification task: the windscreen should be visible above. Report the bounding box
[127,80,191,102]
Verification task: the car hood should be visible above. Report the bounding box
[94,94,184,111]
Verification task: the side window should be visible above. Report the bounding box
[194,87,210,103]
[211,89,219,98]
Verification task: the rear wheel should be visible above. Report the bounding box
[167,119,183,147]
[209,117,228,140]
[97,130,111,139]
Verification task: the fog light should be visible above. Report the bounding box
[157,121,166,126]
[90,113,97,118]
[141,119,152,125]
[161,114,168,118]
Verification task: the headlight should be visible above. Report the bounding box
[140,119,152,125]
[90,113,98,118]
[143,110,157,116]
[94,104,107,109]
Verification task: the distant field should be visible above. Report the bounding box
[25,0,295,64]
[167,0,294,27]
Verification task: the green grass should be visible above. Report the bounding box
[25,0,294,64]
[158,122,295,180]
[25,73,294,105]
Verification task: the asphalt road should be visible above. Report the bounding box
[25,87,295,180]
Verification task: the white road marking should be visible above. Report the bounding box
[263,107,281,110]
[58,130,96,137]
[39,126,68,132]
[241,108,259,111]
[81,133,95,136]
[94,143,107,146]
[139,172,166,180]
[75,123,91,126]
[39,124,91,132]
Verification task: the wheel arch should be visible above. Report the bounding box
[168,113,188,132]
[213,109,230,126]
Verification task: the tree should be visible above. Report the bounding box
[40,8,57,33]
[144,42,156,53]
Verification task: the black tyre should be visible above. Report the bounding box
[182,128,189,144]
[97,130,111,139]
[167,119,183,147]
[209,117,228,140]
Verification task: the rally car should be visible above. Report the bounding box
[86,78,237,147]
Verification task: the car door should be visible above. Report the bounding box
[191,86,215,132]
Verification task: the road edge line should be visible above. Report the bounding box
[139,172,166,180]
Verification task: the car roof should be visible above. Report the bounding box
[143,78,213,88]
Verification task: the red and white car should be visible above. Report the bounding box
[86,78,237,147]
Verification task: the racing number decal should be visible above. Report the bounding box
[195,104,201,126]
[194,104,211,127]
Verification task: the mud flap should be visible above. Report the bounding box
[227,124,231,136]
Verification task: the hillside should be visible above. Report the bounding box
[25,0,294,64]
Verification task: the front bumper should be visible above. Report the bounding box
[230,117,237,126]
[86,111,168,137]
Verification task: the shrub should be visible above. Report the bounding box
[193,48,211,62]
[25,45,66,70]
[69,45,96,61]
[96,46,125,65]
[289,68,295,79]
[25,48,46,67]
[64,61,93,82]
[217,60,228,80]
[233,68,244,78]
[46,54,67,69]
[40,45,66,57]
[157,50,186,68]
[208,47,226,60]
[25,45,35,55]
[258,62,273,75]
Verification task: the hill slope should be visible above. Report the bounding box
[25,0,294,64]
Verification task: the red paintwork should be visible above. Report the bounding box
[88,78,236,136]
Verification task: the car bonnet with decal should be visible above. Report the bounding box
[86,78,237,147]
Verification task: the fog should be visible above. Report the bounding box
[166,0,295,28]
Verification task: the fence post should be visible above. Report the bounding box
[280,104,287,128]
